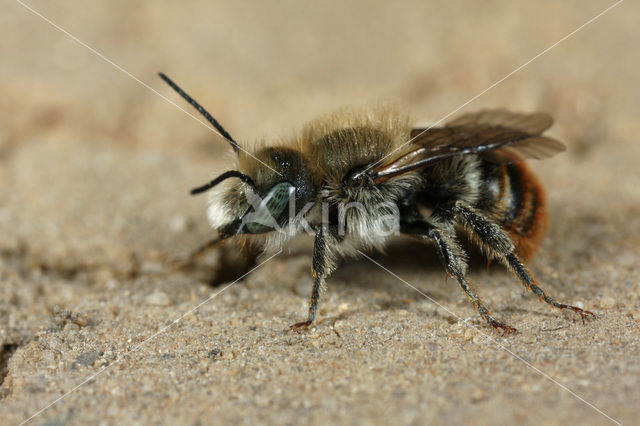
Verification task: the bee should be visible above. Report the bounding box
[159,73,594,333]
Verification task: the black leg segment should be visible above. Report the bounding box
[505,253,594,321]
[291,225,328,330]
[447,201,594,322]
[400,218,516,333]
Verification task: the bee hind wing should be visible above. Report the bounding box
[493,135,565,161]
[444,109,554,134]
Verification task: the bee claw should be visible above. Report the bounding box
[577,308,596,324]
[559,304,596,324]
[488,319,517,335]
[290,320,313,332]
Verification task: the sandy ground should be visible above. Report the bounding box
[1,1,639,425]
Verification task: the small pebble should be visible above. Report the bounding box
[600,297,615,309]
[463,328,474,341]
[141,261,163,274]
[146,291,172,306]
[426,342,440,352]
[471,388,485,402]
[72,350,100,368]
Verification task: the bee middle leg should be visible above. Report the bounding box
[400,219,516,333]
[290,225,328,331]
[446,201,594,321]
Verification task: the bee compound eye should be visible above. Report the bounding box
[243,182,296,234]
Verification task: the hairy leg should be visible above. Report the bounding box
[448,201,594,321]
[401,219,516,333]
[291,225,328,330]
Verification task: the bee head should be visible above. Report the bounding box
[158,73,315,238]
[193,146,314,238]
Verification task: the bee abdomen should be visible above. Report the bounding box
[499,161,548,259]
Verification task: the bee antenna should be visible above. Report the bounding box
[190,170,256,195]
[158,72,240,153]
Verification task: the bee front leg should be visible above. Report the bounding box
[450,201,595,322]
[400,219,516,333]
[290,225,328,331]
[170,237,224,272]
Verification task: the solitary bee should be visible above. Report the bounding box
[160,73,594,333]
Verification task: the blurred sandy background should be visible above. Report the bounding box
[1,0,638,424]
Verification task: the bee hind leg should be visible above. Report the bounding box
[450,201,595,322]
[400,218,516,333]
[505,254,595,322]
[290,226,328,331]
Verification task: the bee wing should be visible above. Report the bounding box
[444,109,553,133]
[371,110,565,183]
[443,109,565,161]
